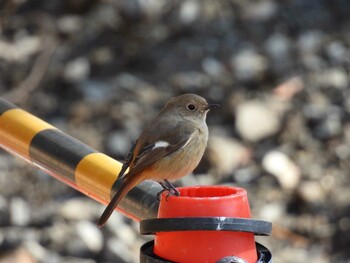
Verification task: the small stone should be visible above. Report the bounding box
[0,36,41,62]
[10,197,31,226]
[265,33,291,60]
[298,181,325,203]
[106,131,131,156]
[315,68,348,89]
[23,240,51,262]
[109,221,136,247]
[107,237,134,263]
[326,41,348,63]
[63,57,90,83]
[0,247,36,263]
[262,151,301,190]
[259,202,285,222]
[242,0,277,21]
[78,80,109,101]
[231,49,267,81]
[297,31,324,53]
[273,76,304,101]
[59,198,98,221]
[57,15,83,34]
[179,0,200,24]
[208,135,251,177]
[75,221,103,253]
[202,57,225,79]
[235,100,281,142]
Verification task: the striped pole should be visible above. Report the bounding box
[0,97,160,221]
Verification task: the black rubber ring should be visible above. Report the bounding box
[140,217,272,236]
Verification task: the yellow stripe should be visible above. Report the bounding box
[75,153,123,202]
[0,109,54,159]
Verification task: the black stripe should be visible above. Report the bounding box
[0,97,16,115]
[29,129,97,182]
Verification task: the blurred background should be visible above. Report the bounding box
[0,0,350,262]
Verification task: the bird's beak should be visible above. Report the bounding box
[204,104,220,110]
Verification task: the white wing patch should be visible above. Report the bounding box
[181,132,194,149]
[153,140,170,149]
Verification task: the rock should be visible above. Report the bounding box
[23,240,52,262]
[313,68,348,89]
[107,237,134,263]
[63,57,90,83]
[202,57,226,79]
[313,106,343,139]
[75,221,103,253]
[106,131,131,156]
[231,49,267,82]
[57,15,83,34]
[262,151,301,190]
[242,0,277,21]
[0,247,36,263]
[0,35,41,62]
[259,202,285,222]
[171,71,210,90]
[326,41,348,64]
[107,215,137,247]
[297,31,324,54]
[10,197,31,226]
[59,198,99,221]
[265,33,291,60]
[77,80,110,102]
[207,135,251,177]
[179,0,200,24]
[235,100,282,142]
[298,181,325,203]
[273,76,304,101]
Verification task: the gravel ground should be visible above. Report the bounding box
[1,0,350,262]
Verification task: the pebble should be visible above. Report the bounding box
[262,151,301,190]
[106,131,131,156]
[0,35,41,62]
[0,247,36,263]
[259,202,285,222]
[208,135,251,177]
[242,0,277,21]
[235,100,281,142]
[201,57,226,79]
[57,15,83,34]
[10,197,31,226]
[298,181,325,203]
[231,49,268,81]
[63,57,90,83]
[297,30,324,54]
[75,221,103,253]
[326,41,349,63]
[314,68,348,89]
[59,198,99,221]
[107,237,134,263]
[179,0,200,24]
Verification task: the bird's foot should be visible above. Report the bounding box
[157,180,180,201]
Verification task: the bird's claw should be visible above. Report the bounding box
[157,180,180,201]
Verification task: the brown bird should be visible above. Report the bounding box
[98,94,218,227]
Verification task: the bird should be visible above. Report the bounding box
[97,93,218,227]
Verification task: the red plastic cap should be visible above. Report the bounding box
[154,186,258,263]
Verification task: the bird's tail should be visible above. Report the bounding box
[97,174,140,227]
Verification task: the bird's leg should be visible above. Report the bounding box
[157,180,180,201]
[164,179,180,196]
[157,182,169,201]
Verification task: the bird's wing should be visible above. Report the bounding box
[117,140,138,179]
[124,125,195,179]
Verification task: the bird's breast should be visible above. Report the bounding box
[150,127,208,181]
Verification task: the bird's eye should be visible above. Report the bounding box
[186,104,196,111]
